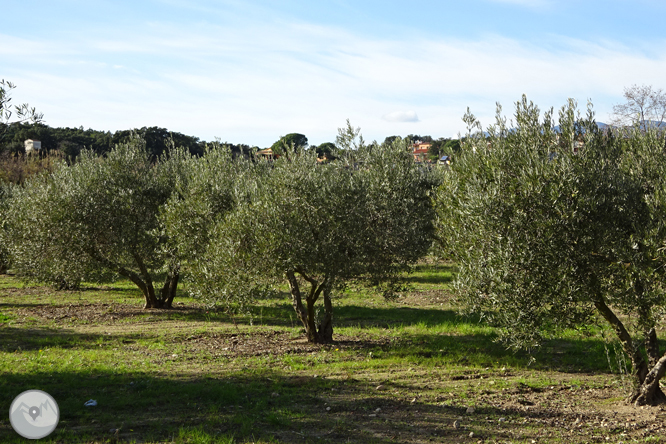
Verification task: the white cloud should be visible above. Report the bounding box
[4,21,666,145]
[383,111,419,122]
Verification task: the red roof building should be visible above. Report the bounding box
[412,141,432,162]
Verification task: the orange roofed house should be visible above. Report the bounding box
[412,141,432,162]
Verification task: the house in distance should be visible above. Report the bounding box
[412,141,432,162]
[24,139,41,153]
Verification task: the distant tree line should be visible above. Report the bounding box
[0,123,257,160]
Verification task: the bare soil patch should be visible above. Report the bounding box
[10,301,201,323]
[175,330,393,359]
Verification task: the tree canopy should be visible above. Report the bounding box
[311,141,337,159]
[270,133,308,157]
[170,128,440,343]
[438,96,666,405]
[5,136,186,307]
[159,142,257,310]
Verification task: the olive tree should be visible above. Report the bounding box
[5,136,186,307]
[176,130,439,343]
[159,143,259,311]
[438,95,666,405]
[1,79,43,145]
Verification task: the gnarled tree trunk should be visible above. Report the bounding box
[316,285,334,343]
[631,354,666,405]
[287,270,333,343]
[160,267,180,309]
[133,254,160,308]
[89,248,179,309]
[594,294,666,405]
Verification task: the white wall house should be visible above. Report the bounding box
[24,139,41,153]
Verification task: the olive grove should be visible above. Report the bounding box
[438,96,666,405]
[3,121,439,341]
[168,130,440,343]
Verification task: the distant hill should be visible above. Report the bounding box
[639,120,666,129]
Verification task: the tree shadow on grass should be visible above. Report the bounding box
[1,363,638,444]
[77,285,143,294]
[1,297,472,330]
[0,300,226,324]
[0,315,620,377]
[336,305,479,328]
[378,329,635,375]
[0,277,192,305]
[248,302,482,329]
[0,326,150,352]
[0,366,591,444]
[1,294,635,380]
[200,304,629,375]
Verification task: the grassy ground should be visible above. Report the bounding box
[1,262,665,443]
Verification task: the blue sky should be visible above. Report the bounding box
[2,0,666,147]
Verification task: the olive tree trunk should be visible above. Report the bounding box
[90,249,179,309]
[594,295,666,405]
[317,286,334,343]
[632,355,666,405]
[287,270,333,343]
[160,267,180,309]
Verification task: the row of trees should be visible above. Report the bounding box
[2,122,460,167]
[438,96,666,405]
[0,124,440,343]
[0,123,258,160]
[1,124,346,170]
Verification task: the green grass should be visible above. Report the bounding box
[403,262,456,288]
[0,263,662,443]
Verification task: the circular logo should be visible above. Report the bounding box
[9,390,59,439]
